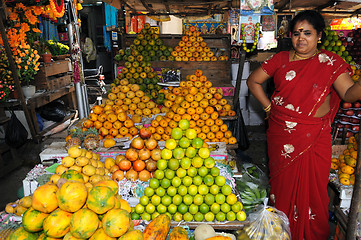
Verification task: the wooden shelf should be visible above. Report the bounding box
[28,85,75,109]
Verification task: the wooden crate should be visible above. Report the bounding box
[34,60,71,91]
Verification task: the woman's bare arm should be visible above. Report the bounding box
[246,67,272,108]
[333,72,361,103]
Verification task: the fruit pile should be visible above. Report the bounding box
[321,26,354,64]
[53,146,110,189]
[107,128,161,182]
[81,96,140,140]
[65,128,99,150]
[331,134,358,186]
[5,195,33,217]
[171,25,228,61]
[147,70,237,144]
[133,121,246,222]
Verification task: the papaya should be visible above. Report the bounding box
[169,226,189,240]
[61,170,85,183]
[102,208,131,238]
[43,208,72,238]
[70,208,99,239]
[89,228,117,240]
[205,236,232,240]
[32,183,59,213]
[94,180,119,195]
[118,229,144,240]
[143,214,171,240]
[87,186,116,214]
[22,207,49,232]
[37,233,60,239]
[341,165,355,175]
[7,227,40,240]
[63,232,82,239]
[57,180,88,212]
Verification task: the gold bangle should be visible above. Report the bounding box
[264,104,271,112]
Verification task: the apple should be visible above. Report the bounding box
[341,116,350,122]
[139,128,152,139]
[345,110,355,116]
[350,118,360,124]
[343,102,352,109]
[346,131,354,138]
[336,123,344,128]
[352,126,359,131]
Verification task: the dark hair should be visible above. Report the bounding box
[289,10,325,35]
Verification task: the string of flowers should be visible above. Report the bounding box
[0,48,15,101]
[49,0,65,18]
[240,22,260,53]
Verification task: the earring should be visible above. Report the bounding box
[318,39,321,43]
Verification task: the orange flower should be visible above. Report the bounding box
[20,23,30,32]
[33,28,42,33]
[32,6,44,16]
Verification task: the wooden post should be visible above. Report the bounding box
[346,126,361,239]
[0,2,37,139]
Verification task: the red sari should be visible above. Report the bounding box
[262,49,351,240]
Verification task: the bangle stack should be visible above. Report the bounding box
[264,104,271,112]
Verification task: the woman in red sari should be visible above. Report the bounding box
[247,10,361,240]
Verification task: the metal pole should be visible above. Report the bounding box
[74,82,85,118]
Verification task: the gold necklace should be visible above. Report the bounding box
[293,50,319,60]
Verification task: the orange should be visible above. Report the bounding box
[194,127,202,134]
[202,125,210,134]
[119,127,129,135]
[156,126,165,135]
[169,120,178,128]
[196,107,204,114]
[185,94,194,102]
[189,120,197,128]
[215,131,224,139]
[196,119,205,127]
[159,119,168,128]
[204,81,212,88]
[224,130,233,138]
[198,132,206,140]
[109,128,119,137]
[211,112,219,120]
[166,111,175,119]
[220,124,228,132]
[199,100,209,108]
[153,133,162,141]
[94,121,103,129]
[223,104,232,111]
[192,114,200,121]
[214,104,222,111]
[165,127,172,136]
[187,107,196,115]
[177,107,186,115]
[204,93,213,100]
[205,106,215,114]
[220,137,228,144]
[191,101,199,108]
[182,114,192,121]
[151,120,159,128]
[129,127,138,136]
[228,137,237,144]
[205,119,214,126]
[210,125,219,133]
[181,101,190,108]
[173,114,182,122]
[200,113,210,120]
[124,119,134,128]
[219,99,228,106]
[162,134,170,141]
[147,126,156,134]
[103,121,113,130]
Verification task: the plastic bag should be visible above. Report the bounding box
[237,199,291,240]
[38,100,66,122]
[5,111,28,148]
[236,163,269,212]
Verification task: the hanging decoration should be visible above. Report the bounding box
[49,0,65,18]
[240,21,260,52]
[240,0,274,16]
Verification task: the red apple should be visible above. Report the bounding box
[343,102,352,109]
[346,131,354,138]
[139,128,152,139]
[350,118,360,124]
[352,126,359,131]
[353,102,361,108]
[345,110,355,116]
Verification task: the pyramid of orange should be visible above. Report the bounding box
[171,26,218,62]
[147,69,237,144]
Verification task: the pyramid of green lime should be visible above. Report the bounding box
[134,119,247,222]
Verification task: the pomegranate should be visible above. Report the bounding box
[115,155,126,165]
[125,168,138,181]
[139,128,152,139]
[151,148,162,161]
[133,160,146,172]
[131,137,145,149]
[139,148,151,161]
[145,138,158,150]
[112,170,125,181]
[125,148,139,161]
[118,159,132,171]
[138,170,151,182]
[146,159,157,172]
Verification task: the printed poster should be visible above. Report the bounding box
[240,15,260,43]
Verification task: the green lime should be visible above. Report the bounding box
[204,157,215,168]
[180,157,192,169]
[226,211,236,221]
[162,195,172,206]
[194,212,204,222]
[135,203,144,214]
[215,193,226,204]
[189,204,199,215]
[187,167,198,177]
[193,194,204,206]
[199,203,210,214]
[203,175,214,186]
[157,204,167,214]
[204,212,215,222]
[131,212,140,220]
[198,184,209,195]
[236,211,247,221]
[151,195,161,206]
[183,212,193,222]
[141,212,151,221]
[172,176,182,187]
[154,169,165,180]
[210,167,220,177]
[188,185,198,196]
[140,195,149,206]
[182,176,193,187]
[168,158,180,170]
[204,193,215,205]
[167,186,177,197]
[173,194,183,205]
[221,203,231,213]
[215,176,226,186]
[161,178,171,189]
[165,169,175,179]
[176,168,187,178]
[178,185,188,196]
[210,203,221,214]
[178,203,188,214]
[173,212,183,222]
[216,212,226,222]
[193,176,203,186]
[168,204,178,214]
[232,202,243,212]
[183,194,193,206]
[156,187,166,197]
[144,187,155,197]
[149,178,160,189]
[221,185,232,196]
[192,156,204,168]
[145,203,156,214]
[157,159,167,170]
[198,166,209,177]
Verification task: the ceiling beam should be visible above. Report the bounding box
[118,0,136,13]
[133,9,226,16]
[162,0,171,13]
[316,0,337,11]
[139,0,155,13]
[350,6,361,17]
[163,0,226,5]
[275,0,290,12]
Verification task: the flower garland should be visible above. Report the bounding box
[240,22,260,52]
[49,0,65,18]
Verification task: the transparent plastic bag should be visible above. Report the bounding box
[237,198,291,240]
[236,163,269,212]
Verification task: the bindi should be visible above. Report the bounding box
[298,27,304,32]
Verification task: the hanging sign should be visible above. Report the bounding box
[330,18,361,30]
